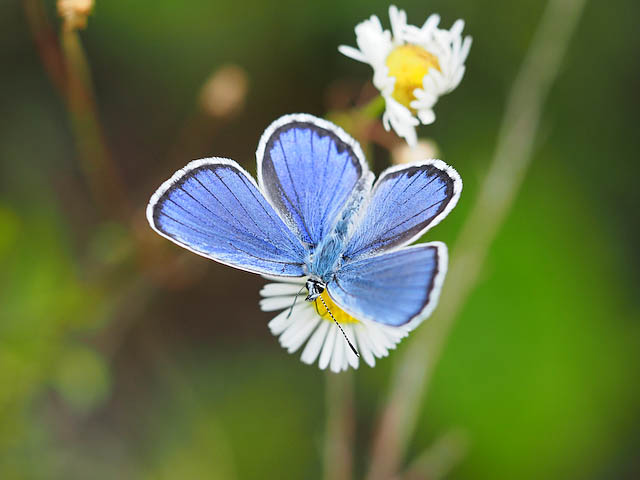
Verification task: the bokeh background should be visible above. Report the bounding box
[2,0,639,478]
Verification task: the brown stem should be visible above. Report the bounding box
[23,0,130,221]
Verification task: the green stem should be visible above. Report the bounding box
[323,371,355,480]
[359,95,386,120]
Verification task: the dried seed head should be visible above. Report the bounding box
[391,139,440,165]
[58,0,95,31]
[199,65,249,118]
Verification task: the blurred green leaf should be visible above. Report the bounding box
[52,346,111,413]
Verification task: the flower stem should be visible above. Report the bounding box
[23,0,130,221]
[60,29,131,220]
[401,428,469,480]
[323,370,355,480]
[359,94,386,120]
[365,0,587,478]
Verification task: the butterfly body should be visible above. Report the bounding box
[305,169,372,285]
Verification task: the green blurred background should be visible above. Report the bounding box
[2,0,639,478]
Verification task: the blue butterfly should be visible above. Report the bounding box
[147,114,461,369]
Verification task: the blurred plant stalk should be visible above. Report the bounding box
[365,0,587,478]
[399,428,469,480]
[323,371,355,480]
[24,0,130,221]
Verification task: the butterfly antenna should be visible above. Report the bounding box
[317,295,360,358]
[286,285,307,319]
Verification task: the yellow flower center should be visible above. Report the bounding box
[315,290,360,324]
[385,45,440,109]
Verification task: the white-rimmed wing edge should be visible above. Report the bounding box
[379,159,462,248]
[255,113,370,192]
[146,157,307,277]
[342,158,462,260]
[401,240,448,331]
[255,113,374,245]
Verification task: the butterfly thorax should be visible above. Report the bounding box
[308,235,346,282]
[306,176,371,282]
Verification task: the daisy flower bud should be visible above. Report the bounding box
[339,5,472,146]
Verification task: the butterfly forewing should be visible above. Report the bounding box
[257,114,371,247]
[148,159,307,277]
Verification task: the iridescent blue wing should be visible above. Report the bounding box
[327,243,447,327]
[257,114,372,248]
[343,160,461,260]
[147,158,307,277]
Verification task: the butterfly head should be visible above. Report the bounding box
[305,277,326,302]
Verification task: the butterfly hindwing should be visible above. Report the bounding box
[147,158,307,277]
[257,114,372,248]
[343,160,461,260]
[328,243,447,327]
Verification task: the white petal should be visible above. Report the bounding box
[422,74,438,95]
[338,45,367,63]
[383,96,419,146]
[357,323,385,357]
[423,13,440,32]
[450,66,465,91]
[389,5,407,41]
[354,17,393,68]
[366,324,390,357]
[330,328,346,373]
[417,108,436,125]
[260,296,295,312]
[377,326,401,350]
[300,320,330,365]
[344,325,360,369]
[286,322,320,353]
[460,36,472,63]
[282,313,320,353]
[382,110,392,131]
[373,66,395,94]
[385,325,410,341]
[374,324,402,351]
[397,123,418,147]
[354,324,376,367]
[279,308,313,343]
[268,307,296,335]
[318,325,338,370]
[367,324,392,351]
[450,19,465,37]
[413,88,437,106]
[260,283,302,297]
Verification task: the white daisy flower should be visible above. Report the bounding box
[260,278,411,372]
[339,5,472,146]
